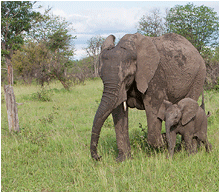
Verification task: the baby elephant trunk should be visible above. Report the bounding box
[165,122,174,158]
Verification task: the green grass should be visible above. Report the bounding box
[1,79,219,191]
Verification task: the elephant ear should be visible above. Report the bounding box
[178,98,199,126]
[135,33,160,94]
[157,100,173,121]
[101,35,116,51]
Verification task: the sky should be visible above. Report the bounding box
[36,1,219,60]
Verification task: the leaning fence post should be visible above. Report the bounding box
[3,85,20,132]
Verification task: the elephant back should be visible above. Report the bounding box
[152,33,206,102]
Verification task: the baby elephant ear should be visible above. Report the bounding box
[157,100,173,121]
[135,33,160,94]
[178,98,199,126]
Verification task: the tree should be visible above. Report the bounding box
[12,41,51,85]
[46,16,76,89]
[85,35,105,77]
[12,13,76,90]
[165,3,219,52]
[1,1,40,132]
[137,9,165,37]
[1,1,40,85]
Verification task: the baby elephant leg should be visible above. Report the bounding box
[183,133,194,154]
[191,138,198,154]
[205,140,212,152]
[197,133,212,152]
[196,113,212,152]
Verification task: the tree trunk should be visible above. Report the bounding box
[4,85,20,132]
[4,53,19,132]
[59,79,69,90]
[5,54,13,85]
[93,55,99,77]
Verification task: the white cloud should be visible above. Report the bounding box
[52,7,146,34]
[74,44,87,60]
[52,8,68,18]
[74,48,87,60]
[84,7,145,32]
[53,6,147,60]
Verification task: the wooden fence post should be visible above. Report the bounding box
[4,85,20,132]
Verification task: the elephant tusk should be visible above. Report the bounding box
[123,101,127,112]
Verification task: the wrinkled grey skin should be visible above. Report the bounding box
[90,33,206,162]
[158,98,212,158]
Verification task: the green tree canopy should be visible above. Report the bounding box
[12,41,51,84]
[1,1,39,53]
[1,1,40,84]
[165,3,219,52]
[12,12,76,89]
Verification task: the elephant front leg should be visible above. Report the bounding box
[112,103,131,162]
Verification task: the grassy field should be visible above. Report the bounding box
[1,78,219,191]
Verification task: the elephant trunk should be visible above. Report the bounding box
[165,122,174,158]
[90,85,119,160]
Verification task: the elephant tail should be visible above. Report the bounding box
[200,89,205,111]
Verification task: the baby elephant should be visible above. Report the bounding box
[158,98,212,158]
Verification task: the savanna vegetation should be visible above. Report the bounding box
[1,1,219,191]
[1,79,219,191]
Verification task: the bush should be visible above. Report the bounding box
[21,87,54,102]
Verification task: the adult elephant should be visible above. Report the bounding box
[90,33,206,162]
